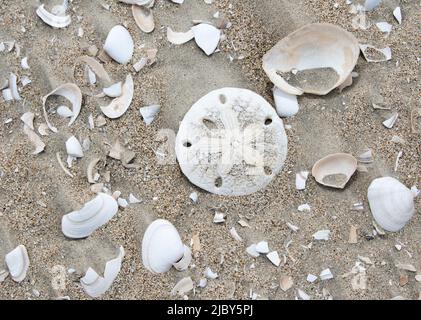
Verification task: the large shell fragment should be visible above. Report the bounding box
[100,74,134,119]
[167,27,194,45]
[175,87,288,196]
[139,105,160,125]
[5,245,30,283]
[104,25,134,64]
[36,4,71,29]
[42,83,82,132]
[132,5,155,33]
[263,23,360,95]
[80,246,124,298]
[312,153,357,189]
[368,177,416,232]
[23,124,45,154]
[192,23,221,56]
[61,193,118,239]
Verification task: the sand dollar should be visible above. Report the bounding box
[175,87,288,196]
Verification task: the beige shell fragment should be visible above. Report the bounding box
[36,4,71,29]
[312,153,357,189]
[5,245,30,283]
[23,124,45,155]
[42,83,82,132]
[100,74,134,119]
[167,27,194,45]
[9,73,21,100]
[359,44,392,62]
[171,277,193,296]
[119,0,154,6]
[263,23,360,95]
[132,5,155,33]
[77,56,111,84]
[87,157,102,183]
[20,112,35,130]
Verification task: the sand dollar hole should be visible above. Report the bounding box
[219,94,227,104]
[214,177,223,188]
[265,118,273,125]
[183,141,192,148]
[264,166,273,176]
[203,118,218,130]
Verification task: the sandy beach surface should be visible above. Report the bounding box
[0,0,420,300]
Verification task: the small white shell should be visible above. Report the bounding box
[61,193,118,239]
[36,4,71,28]
[142,219,189,273]
[171,277,193,296]
[295,171,309,190]
[367,177,416,232]
[21,57,30,69]
[77,56,111,84]
[80,246,124,298]
[2,88,13,101]
[103,25,134,64]
[5,245,30,283]
[42,83,82,132]
[23,125,45,154]
[255,241,269,254]
[66,136,84,158]
[273,86,299,117]
[132,5,155,33]
[383,112,398,129]
[103,82,122,98]
[20,112,35,130]
[9,73,21,100]
[266,251,281,266]
[100,74,134,119]
[312,153,357,189]
[393,7,402,24]
[139,105,160,125]
[57,106,73,118]
[167,27,194,45]
[192,23,221,56]
[376,22,392,34]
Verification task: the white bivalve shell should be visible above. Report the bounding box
[104,25,134,64]
[61,193,118,239]
[175,87,288,196]
[262,23,360,95]
[36,4,71,29]
[132,5,155,33]
[5,245,30,283]
[100,74,134,119]
[66,136,84,158]
[367,177,416,232]
[142,219,192,273]
[312,153,357,189]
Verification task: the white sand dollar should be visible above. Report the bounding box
[175,88,288,196]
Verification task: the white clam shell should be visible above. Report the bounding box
[192,23,221,56]
[167,27,194,45]
[367,177,415,232]
[104,25,134,64]
[61,193,118,239]
[263,23,360,95]
[65,136,84,158]
[100,74,134,119]
[36,4,71,29]
[80,246,125,298]
[5,245,30,283]
[175,87,288,196]
[132,5,155,33]
[312,153,357,189]
[142,219,188,273]
[42,83,82,132]
[273,86,299,117]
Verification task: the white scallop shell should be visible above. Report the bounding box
[142,219,190,273]
[61,193,118,239]
[263,23,360,95]
[42,83,82,132]
[175,87,288,196]
[80,246,124,298]
[36,4,71,29]
[100,74,134,119]
[103,25,134,64]
[132,5,155,33]
[312,153,357,189]
[191,23,221,56]
[5,245,30,283]
[367,177,416,232]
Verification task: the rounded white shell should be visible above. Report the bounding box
[262,23,360,95]
[368,177,416,232]
[312,153,357,189]
[65,136,84,158]
[142,219,187,274]
[104,25,134,64]
[5,245,30,283]
[175,87,288,196]
[61,193,118,239]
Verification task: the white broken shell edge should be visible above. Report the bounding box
[23,124,45,155]
[132,5,155,33]
[205,267,218,279]
[172,245,192,271]
[87,157,101,183]
[383,112,398,129]
[139,104,160,125]
[229,227,242,242]
[5,245,30,283]
[167,27,194,45]
[103,82,122,98]
[171,276,193,296]
[295,171,309,190]
[359,44,392,63]
[393,7,402,24]
[61,193,118,239]
[66,136,84,158]
[80,246,125,298]
[191,23,221,56]
[9,73,21,100]
[36,4,71,29]
[77,56,112,84]
[101,74,134,119]
[20,112,35,130]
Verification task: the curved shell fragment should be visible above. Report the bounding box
[20,112,35,130]
[100,74,134,119]
[132,5,155,33]
[171,277,193,296]
[77,56,111,84]
[23,124,45,154]
[36,4,71,29]
[66,136,84,158]
[87,157,101,183]
[139,105,160,125]
[273,86,299,117]
[359,44,392,62]
[167,27,194,45]
[5,245,30,283]
[312,153,357,189]
[57,105,73,118]
[103,82,122,98]
[119,0,154,5]
[393,7,402,24]
[192,23,221,56]
[9,73,21,100]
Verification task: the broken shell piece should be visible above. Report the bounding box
[104,25,134,64]
[171,277,193,296]
[367,177,416,232]
[101,74,134,119]
[364,0,381,11]
[42,83,82,132]
[2,89,13,101]
[255,241,270,254]
[273,87,299,117]
[23,125,45,154]
[295,171,309,190]
[128,193,142,204]
[307,274,318,283]
[298,204,311,212]
[80,246,124,298]
[103,82,122,98]
[119,0,154,6]
[246,244,260,258]
[192,23,221,56]
[170,0,184,3]
[21,57,30,69]
[229,227,242,242]
[320,268,334,280]
[205,267,218,279]
[36,4,71,29]
[139,105,160,125]
[66,136,84,158]
[263,23,360,95]
[167,27,194,45]
[376,22,392,34]
[297,289,311,300]
[266,251,281,267]
[358,149,373,163]
[383,112,398,129]
[189,192,198,203]
[360,44,392,62]
[213,212,225,224]
[172,245,192,271]
[87,158,101,183]
[77,56,111,84]
[61,193,118,239]
[132,5,155,33]
[57,106,73,118]
[393,7,402,24]
[20,112,35,130]
[279,276,293,292]
[142,219,191,273]
[175,88,288,196]
[5,245,30,283]
[9,73,21,100]
[38,123,50,136]
[117,198,128,208]
[312,153,357,189]
[396,263,416,272]
[313,229,331,241]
